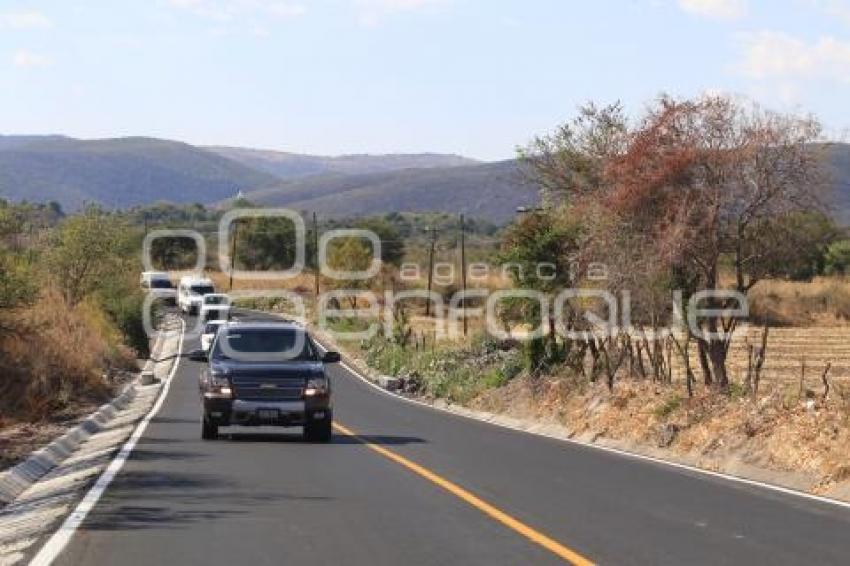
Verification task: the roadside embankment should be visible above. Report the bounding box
[0,288,146,471]
[0,316,183,565]
[315,328,850,504]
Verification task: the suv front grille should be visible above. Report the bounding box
[231,377,305,401]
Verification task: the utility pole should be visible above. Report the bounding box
[459,214,467,336]
[313,212,320,299]
[28,223,35,264]
[143,213,149,236]
[425,226,439,316]
[229,221,239,290]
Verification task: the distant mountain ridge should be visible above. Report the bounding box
[206,146,477,180]
[0,135,278,210]
[0,135,72,151]
[2,135,849,224]
[233,143,850,224]
[825,143,850,225]
[0,135,486,213]
[235,160,538,223]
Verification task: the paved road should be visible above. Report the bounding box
[41,313,850,565]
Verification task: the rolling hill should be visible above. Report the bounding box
[235,160,538,223]
[235,144,850,224]
[2,134,849,224]
[0,135,279,210]
[825,143,850,225]
[0,136,484,213]
[206,146,478,180]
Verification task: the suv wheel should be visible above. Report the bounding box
[201,418,218,440]
[304,411,332,443]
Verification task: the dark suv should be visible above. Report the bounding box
[189,322,340,442]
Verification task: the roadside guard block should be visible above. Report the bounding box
[140,370,158,385]
[0,324,168,508]
[0,385,137,506]
[377,375,401,391]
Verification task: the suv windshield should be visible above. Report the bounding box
[204,295,228,305]
[190,285,215,295]
[150,280,172,289]
[211,328,317,362]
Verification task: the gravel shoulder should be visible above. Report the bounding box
[0,409,100,472]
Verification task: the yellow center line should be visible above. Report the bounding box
[332,422,595,566]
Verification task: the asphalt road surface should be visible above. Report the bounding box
[39,312,850,565]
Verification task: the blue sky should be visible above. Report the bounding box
[1,0,848,160]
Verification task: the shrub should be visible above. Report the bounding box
[654,395,682,419]
[360,331,524,404]
[96,283,151,358]
[0,252,36,312]
[523,337,546,373]
[0,288,135,421]
[483,367,510,389]
[825,240,850,276]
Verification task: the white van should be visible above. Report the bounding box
[140,271,175,305]
[178,275,216,315]
[199,293,232,323]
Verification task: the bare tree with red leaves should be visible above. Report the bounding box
[609,96,826,389]
[522,94,828,391]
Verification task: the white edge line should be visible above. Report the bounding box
[313,342,850,512]
[29,319,186,566]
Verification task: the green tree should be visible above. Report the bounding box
[150,236,199,270]
[744,211,840,281]
[326,237,375,307]
[498,211,584,370]
[355,218,405,266]
[236,216,299,271]
[825,240,850,275]
[499,211,581,294]
[0,201,22,244]
[0,254,34,311]
[47,208,131,305]
[0,204,36,317]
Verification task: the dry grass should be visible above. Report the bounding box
[471,374,850,493]
[204,270,317,295]
[195,266,512,295]
[749,277,850,326]
[0,288,135,423]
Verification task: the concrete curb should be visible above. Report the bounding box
[0,330,165,507]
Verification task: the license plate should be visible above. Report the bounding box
[257,409,279,420]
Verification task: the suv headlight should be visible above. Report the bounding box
[208,372,232,397]
[304,377,328,397]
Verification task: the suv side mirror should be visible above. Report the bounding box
[322,351,341,364]
[188,349,208,362]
